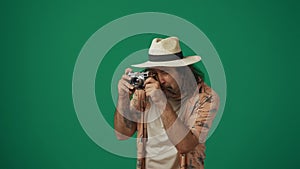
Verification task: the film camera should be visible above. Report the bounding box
[128,71,157,89]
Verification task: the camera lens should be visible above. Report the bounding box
[137,79,144,88]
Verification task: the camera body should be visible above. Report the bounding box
[128,71,155,89]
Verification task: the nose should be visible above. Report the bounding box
[158,74,166,84]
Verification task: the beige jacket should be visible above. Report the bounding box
[134,82,220,169]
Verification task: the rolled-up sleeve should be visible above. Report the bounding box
[189,90,220,143]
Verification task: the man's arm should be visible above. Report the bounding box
[114,89,146,140]
[114,68,138,140]
[114,95,137,140]
[144,77,219,153]
[160,93,219,153]
[159,103,198,153]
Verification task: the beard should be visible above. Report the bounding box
[161,85,180,98]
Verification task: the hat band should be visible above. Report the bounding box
[148,51,183,62]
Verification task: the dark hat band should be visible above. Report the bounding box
[149,51,183,62]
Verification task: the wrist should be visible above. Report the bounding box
[117,96,130,112]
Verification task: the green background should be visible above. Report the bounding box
[1,0,299,169]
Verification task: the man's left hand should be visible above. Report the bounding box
[144,77,167,108]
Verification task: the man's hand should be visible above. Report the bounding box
[114,68,137,140]
[116,68,135,122]
[118,68,134,98]
[144,77,167,108]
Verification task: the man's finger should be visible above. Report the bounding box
[120,85,129,93]
[144,83,159,90]
[122,74,131,81]
[144,86,152,93]
[145,91,151,97]
[144,77,157,85]
[120,79,134,90]
[125,68,132,74]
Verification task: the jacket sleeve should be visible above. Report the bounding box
[188,89,220,143]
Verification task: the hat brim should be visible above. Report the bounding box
[131,55,201,68]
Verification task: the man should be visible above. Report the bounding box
[114,37,220,169]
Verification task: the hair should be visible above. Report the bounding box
[175,64,205,84]
[189,64,205,84]
[170,64,204,97]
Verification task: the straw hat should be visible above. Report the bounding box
[131,37,201,68]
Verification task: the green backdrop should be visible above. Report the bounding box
[1,0,299,169]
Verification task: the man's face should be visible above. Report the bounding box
[149,67,181,98]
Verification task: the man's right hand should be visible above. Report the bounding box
[118,68,134,97]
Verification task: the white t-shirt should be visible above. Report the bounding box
[145,98,182,169]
